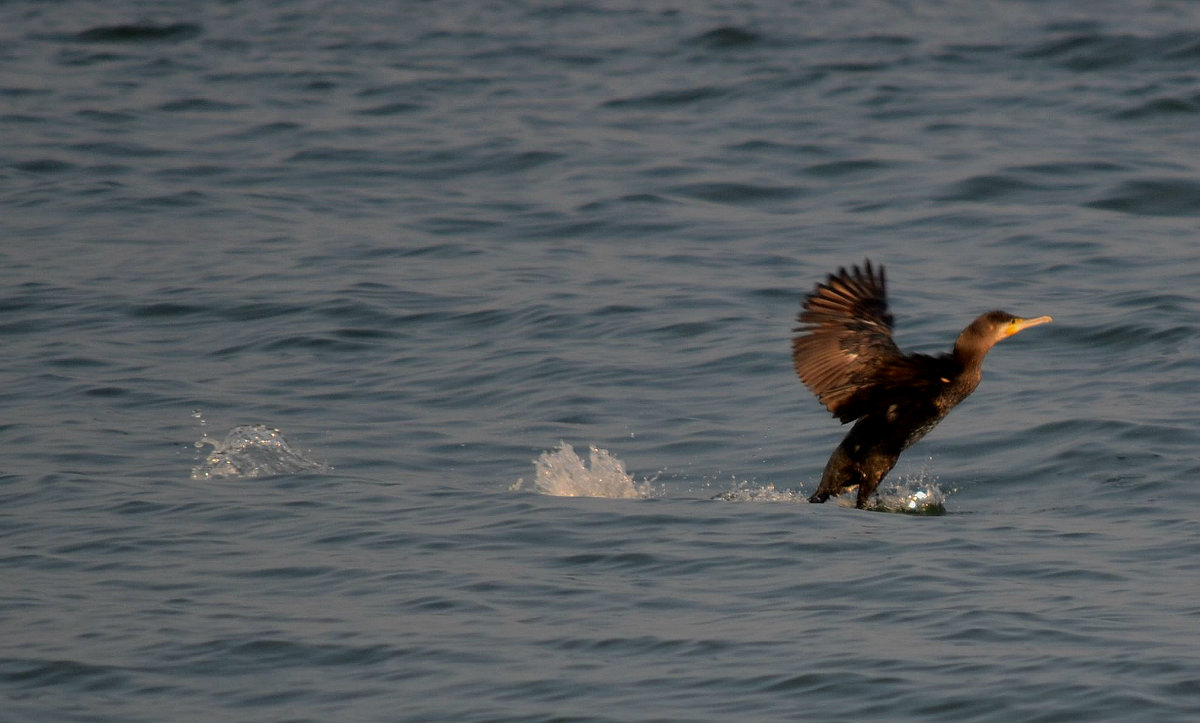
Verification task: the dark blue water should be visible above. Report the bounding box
[4,1,1200,720]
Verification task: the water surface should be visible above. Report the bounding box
[3,1,1200,720]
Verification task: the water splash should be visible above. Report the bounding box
[191,422,327,480]
[868,475,950,515]
[713,472,949,514]
[711,481,808,503]
[512,443,948,511]
[512,442,657,499]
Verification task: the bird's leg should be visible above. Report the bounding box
[809,443,861,503]
[855,482,874,509]
[854,452,900,509]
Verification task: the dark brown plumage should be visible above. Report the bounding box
[792,261,1051,508]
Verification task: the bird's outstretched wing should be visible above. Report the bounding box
[791,261,927,422]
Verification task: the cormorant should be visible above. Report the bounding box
[792,261,1051,508]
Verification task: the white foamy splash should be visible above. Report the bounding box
[512,441,658,499]
[191,423,327,480]
[870,477,949,514]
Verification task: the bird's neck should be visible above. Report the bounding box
[951,338,991,375]
[945,342,987,401]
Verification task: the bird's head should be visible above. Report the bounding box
[956,310,1053,359]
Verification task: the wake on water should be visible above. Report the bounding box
[185,418,947,514]
[516,442,950,514]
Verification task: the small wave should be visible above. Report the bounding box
[512,442,657,499]
[1085,179,1200,217]
[72,23,202,44]
[1114,95,1200,120]
[802,158,893,178]
[602,86,727,109]
[159,98,242,113]
[191,423,326,480]
[1017,30,1200,71]
[937,174,1047,202]
[687,27,763,50]
[670,182,803,204]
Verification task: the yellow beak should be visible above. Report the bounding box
[1005,315,1053,337]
